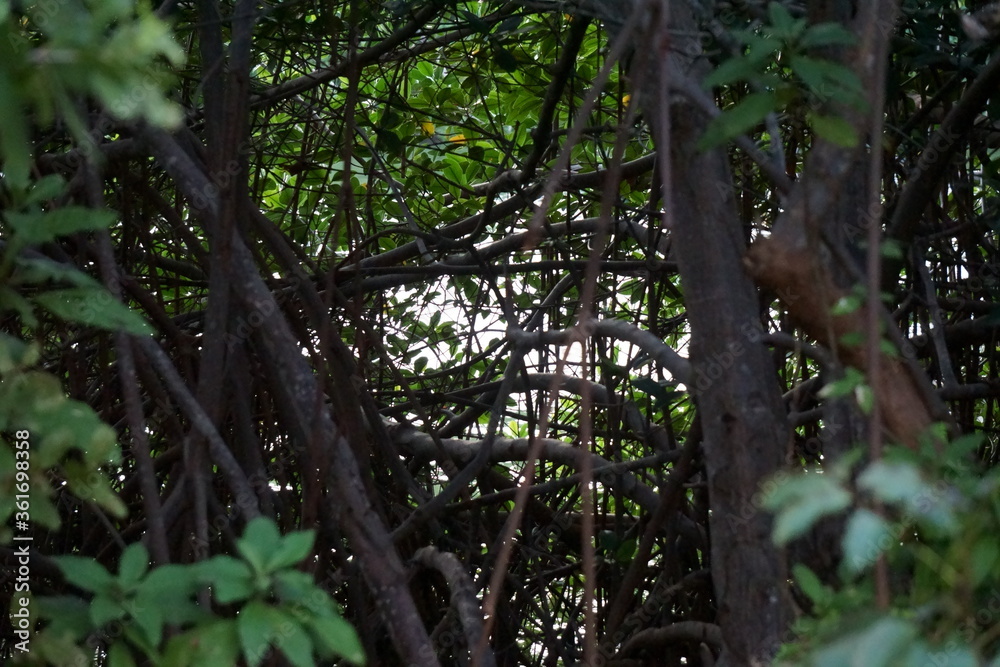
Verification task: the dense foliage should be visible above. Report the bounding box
[1,0,999,666]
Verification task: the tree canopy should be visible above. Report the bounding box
[2,0,1000,666]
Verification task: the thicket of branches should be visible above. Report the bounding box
[2,0,1000,665]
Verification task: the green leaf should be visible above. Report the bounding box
[808,112,859,148]
[238,517,283,573]
[880,239,904,259]
[0,71,31,190]
[107,642,138,667]
[133,564,208,647]
[118,543,150,589]
[830,293,863,316]
[12,257,104,289]
[31,628,91,666]
[33,287,154,335]
[971,536,1000,587]
[131,603,166,650]
[0,333,38,373]
[767,2,803,40]
[306,613,366,665]
[266,529,316,572]
[62,459,128,518]
[703,54,769,88]
[818,367,865,400]
[857,460,928,509]
[698,91,777,150]
[90,594,128,627]
[5,207,116,246]
[632,376,681,410]
[764,473,852,545]
[840,508,893,576]
[0,286,38,326]
[854,617,919,667]
[238,600,278,667]
[838,331,864,348]
[197,555,255,604]
[791,563,832,607]
[274,608,316,667]
[274,570,323,607]
[163,620,241,667]
[36,595,92,638]
[23,174,68,206]
[799,22,857,49]
[53,556,115,595]
[790,55,864,107]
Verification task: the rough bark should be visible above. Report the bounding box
[627,2,795,664]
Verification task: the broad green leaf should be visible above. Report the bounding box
[12,257,104,289]
[163,619,241,667]
[764,473,852,545]
[306,613,366,665]
[767,2,803,40]
[197,555,255,604]
[5,207,116,246]
[703,55,767,89]
[33,287,153,335]
[53,557,115,595]
[135,564,206,645]
[799,22,857,49]
[107,642,138,667]
[880,239,904,259]
[698,91,778,150]
[0,286,38,326]
[36,596,91,638]
[0,70,31,190]
[90,594,128,627]
[62,459,128,518]
[857,460,928,509]
[808,112,859,148]
[854,616,919,667]
[818,367,865,400]
[23,174,67,206]
[831,293,863,316]
[790,55,864,107]
[31,628,91,666]
[0,333,38,373]
[238,600,278,667]
[841,508,894,576]
[274,610,317,667]
[791,563,832,607]
[238,517,283,573]
[971,537,1000,587]
[131,603,166,650]
[838,331,864,348]
[274,570,323,608]
[118,543,150,589]
[265,529,316,572]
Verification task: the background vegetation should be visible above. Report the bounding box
[1,0,999,665]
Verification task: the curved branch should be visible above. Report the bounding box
[509,319,692,386]
[617,621,723,658]
[390,426,662,513]
[411,546,497,667]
